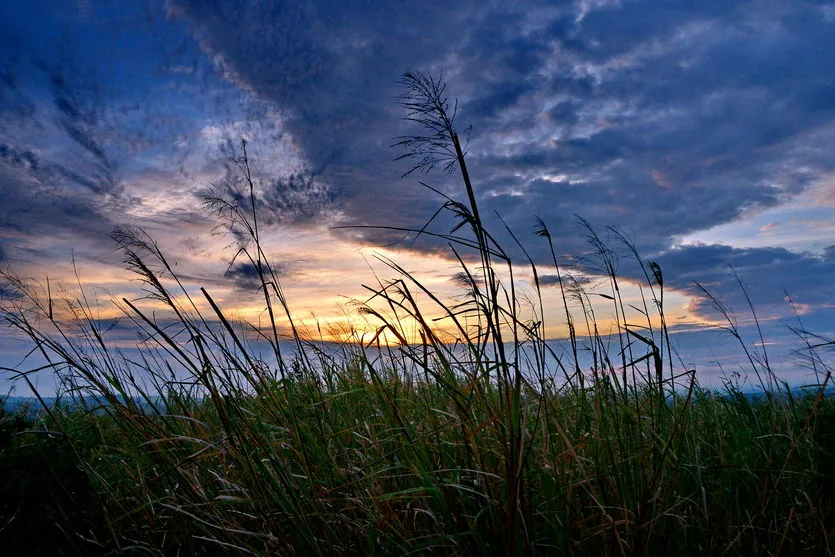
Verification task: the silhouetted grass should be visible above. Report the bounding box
[1,72,833,555]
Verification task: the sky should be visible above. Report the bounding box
[1,0,834,394]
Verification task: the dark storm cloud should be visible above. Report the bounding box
[168,0,480,232]
[0,167,119,262]
[538,273,592,287]
[225,261,263,291]
[170,0,835,261]
[0,0,830,262]
[465,3,835,253]
[224,260,292,291]
[649,243,835,323]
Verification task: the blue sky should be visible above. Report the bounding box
[1,0,834,394]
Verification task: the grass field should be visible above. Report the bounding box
[1,72,833,555]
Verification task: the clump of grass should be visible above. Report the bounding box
[0,71,833,556]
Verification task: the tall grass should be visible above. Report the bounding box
[1,71,834,555]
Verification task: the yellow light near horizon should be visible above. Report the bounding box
[7,214,725,350]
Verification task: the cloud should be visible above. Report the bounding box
[162,0,835,269]
[205,167,337,228]
[538,272,592,288]
[0,1,256,270]
[649,243,835,324]
[0,166,123,265]
[50,98,117,193]
[168,0,481,233]
[1,1,833,265]
[224,260,293,291]
[0,0,833,365]
[6,0,827,272]
[224,261,264,291]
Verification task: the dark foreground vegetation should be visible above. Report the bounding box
[1,73,833,555]
[2,376,835,556]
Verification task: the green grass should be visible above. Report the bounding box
[2,374,834,555]
[1,71,833,555]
